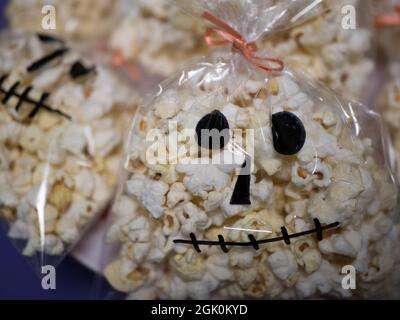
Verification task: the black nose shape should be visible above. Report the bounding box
[271,111,306,155]
[195,110,230,150]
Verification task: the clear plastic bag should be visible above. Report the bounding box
[103,0,400,299]
[0,32,138,271]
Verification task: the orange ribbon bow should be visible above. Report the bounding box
[375,6,400,27]
[202,11,284,73]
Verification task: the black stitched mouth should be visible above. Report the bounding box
[0,73,71,120]
[173,218,339,253]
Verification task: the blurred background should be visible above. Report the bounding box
[0,0,101,300]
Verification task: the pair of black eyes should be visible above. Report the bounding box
[195,110,306,206]
[195,110,306,155]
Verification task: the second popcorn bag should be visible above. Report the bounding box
[103,0,400,299]
[374,0,400,177]
[0,32,138,270]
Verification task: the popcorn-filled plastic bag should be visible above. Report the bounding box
[0,32,138,271]
[374,1,400,177]
[104,0,400,299]
[6,0,130,40]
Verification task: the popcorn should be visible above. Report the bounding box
[267,250,299,282]
[0,33,137,261]
[125,216,151,242]
[48,182,73,212]
[171,253,207,281]
[60,124,88,155]
[251,179,273,203]
[319,230,363,258]
[126,174,169,219]
[104,259,151,293]
[166,182,191,208]
[55,216,79,244]
[19,126,44,153]
[295,260,343,298]
[177,203,209,235]
[176,162,231,199]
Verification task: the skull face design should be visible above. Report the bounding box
[105,57,399,299]
[0,33,136,260]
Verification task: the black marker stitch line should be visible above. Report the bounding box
[28,92,49,118]
[281,226,291,245]
[15,86,33,112]
[0,74,71,120]
[1,80,20,104]
[313,218,323,241]
[173,219,340,253]
[218,235,229,253]
[247,234,259,250]
[36,33,64,44]
[189,233,201,253]
[27,47,69,72]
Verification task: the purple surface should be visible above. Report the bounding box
[0,0,106,300]
[0,231,100,299]
[0,0,7,29]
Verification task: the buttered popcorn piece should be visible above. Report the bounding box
[0,33,137,258]
[105,55,398,299]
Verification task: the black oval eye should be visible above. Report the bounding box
[195,110,230,150]
[271,111,306,155]
[69,60,95,79]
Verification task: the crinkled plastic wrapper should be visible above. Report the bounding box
[0,32,138,271]
[103,0,400,299]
